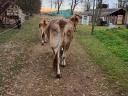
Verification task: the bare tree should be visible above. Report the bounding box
[70,0,83,15]
[92,0,96,34]
[84,0,92,11]
[57,0,63,14]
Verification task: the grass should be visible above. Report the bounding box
[0,29,18,43]
[94,28,128,62]
[77,25,128,95]
[0,15,40,95]
[0,17,40,44]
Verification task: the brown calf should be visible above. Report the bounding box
[42,18,74,78]
[39,18,49,45]
[70,14,82,30]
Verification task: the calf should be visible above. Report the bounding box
[39,16,64,45]
[43,18,74,78]
[70,14,82,30]
[39,18,49,45]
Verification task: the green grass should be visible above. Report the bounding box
[0,16,40,44]
[94,28,128,62]
[0,15,40,95]
[77,25,128,95]
[0,29,18,43]
[104,28,128,42]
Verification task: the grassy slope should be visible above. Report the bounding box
[0,15,40,95]
[77,25,128,95]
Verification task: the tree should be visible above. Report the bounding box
[95,0,103,24]
[16,0,41,14]
[70,0,83,15]
[91,0,96,34]
[84,0,92,11]
[57,0,63,14]
[32,0,41,13]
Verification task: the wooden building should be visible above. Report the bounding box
[0,0,25,27]
[81,8,127,25]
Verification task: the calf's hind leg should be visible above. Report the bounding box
[41,33,45,45]
[53,48,62,78]
[60,49,66,67]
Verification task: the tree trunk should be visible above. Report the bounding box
[91,0,96,34]
[71,4,73,15]
[57,6,60,14]
[57,0,62,14]
[71,3,76,15]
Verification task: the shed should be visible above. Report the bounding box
[81,8,127,25]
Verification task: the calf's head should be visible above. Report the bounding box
[70,14,82,29]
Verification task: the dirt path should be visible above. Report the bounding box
[2,36,114,96]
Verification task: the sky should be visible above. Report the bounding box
[103,0,118,8]
[41,0,118,11]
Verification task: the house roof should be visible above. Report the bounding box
[81,8,126,16]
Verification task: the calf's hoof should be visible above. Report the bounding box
[56,74,62,78]
[44,41,48,43]
[60,64,66,67]
[41,43,44,46]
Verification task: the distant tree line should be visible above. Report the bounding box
[15,0,41,14]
